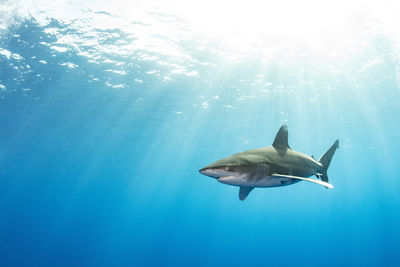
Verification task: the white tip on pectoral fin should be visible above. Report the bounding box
[271,174,334,189]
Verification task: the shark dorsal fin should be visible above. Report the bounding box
[272,124,291,151]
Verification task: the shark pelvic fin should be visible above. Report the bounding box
[271,174,334,189]
[272,124,291,152]
[239,187,254,201]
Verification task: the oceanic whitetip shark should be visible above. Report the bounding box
[199,125,339,200]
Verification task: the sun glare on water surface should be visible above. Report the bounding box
[171,0,400,57]
[3,0,399,60]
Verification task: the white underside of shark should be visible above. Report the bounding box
[217,174,333,189]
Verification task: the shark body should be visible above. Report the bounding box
[199,125,339,200]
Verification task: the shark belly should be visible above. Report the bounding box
[218,174,300,188]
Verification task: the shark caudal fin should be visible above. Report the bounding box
[318,139,339,183]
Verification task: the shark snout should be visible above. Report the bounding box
[199,166,235,179]
[200,156,241,179]
[199,167,223,178]
[199,168,208,175]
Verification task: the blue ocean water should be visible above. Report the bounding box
[1,1,400,266]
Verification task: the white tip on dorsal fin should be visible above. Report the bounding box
[239,187,254,201]
[272,124,291,151]
[271,174,334,189]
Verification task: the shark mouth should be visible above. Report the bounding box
[217,174,249,186]
[217,176,234,182]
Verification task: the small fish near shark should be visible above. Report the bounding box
[199,125,339,200]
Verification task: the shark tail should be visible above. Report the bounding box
[317,139,339,183]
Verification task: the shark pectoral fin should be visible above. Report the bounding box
[239,187,254,201]
[271,174,334,189]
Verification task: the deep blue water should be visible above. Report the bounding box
[1,1,400,266]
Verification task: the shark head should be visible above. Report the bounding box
[199,155,244,179]
[199,153,259,188]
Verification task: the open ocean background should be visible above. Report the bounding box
[1,1,400,266]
